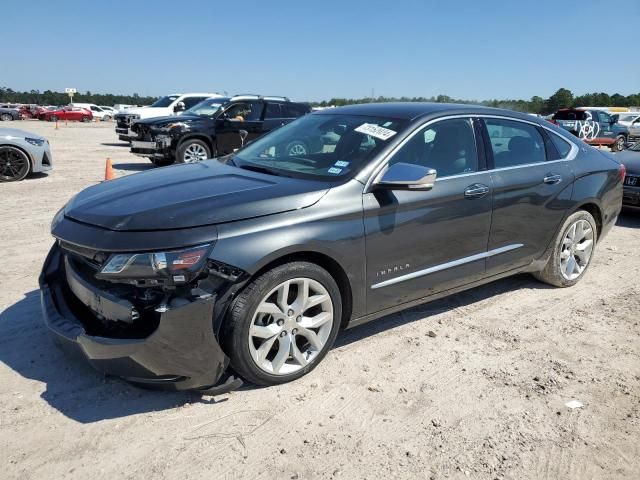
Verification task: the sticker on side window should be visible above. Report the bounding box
[354,123,397,141]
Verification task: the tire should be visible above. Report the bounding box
[285,139,309,156]
[0,146,30,182]
[81,116,91,123]
[0,113,13,121]
[177,139,211,163]
[612,135,626,152]
[50,115,58,122]
[102,115,112,122]
[532,210,597,287]
[223,262,342,386]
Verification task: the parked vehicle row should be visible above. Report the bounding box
[551,108,631,151]
[38,106,93,122]
[130,95,310,165]
[40,103,624,393]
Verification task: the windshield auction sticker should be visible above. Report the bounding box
[354,123,397,141]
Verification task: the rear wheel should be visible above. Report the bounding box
[50,115,58,122]
[224,262,342,386]
[533,210,597,287]
[612,135,626,152]
[177,139,211,163]
[81,116,91,123]
[0,113,13,121]
[0,146,30,182]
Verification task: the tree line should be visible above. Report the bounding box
[312,88,640,115]
[1,86,639,114]
[0,87,158,106]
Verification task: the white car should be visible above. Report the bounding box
[0,128,53,182]
[71,103,114,121]
[114,93,222,141]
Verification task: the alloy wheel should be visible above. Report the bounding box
[0,113,13,121]
[248,278,334,375]
[183,143,209,162]
[0,147,29,181]
[559,219,594,281]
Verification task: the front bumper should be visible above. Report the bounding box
[131,137,172,158]
[32,143,53,173]
[39,244,241,393]
[623,185,640,206]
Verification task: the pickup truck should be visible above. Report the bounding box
[552,108,629,151]
[114,93,222,142]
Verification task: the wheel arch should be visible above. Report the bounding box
[177,133,214,152]
[571,201,603,239]
[236,249,353,330]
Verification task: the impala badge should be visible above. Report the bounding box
[376,263,410,277]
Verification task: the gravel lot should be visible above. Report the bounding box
[1,120,639,480]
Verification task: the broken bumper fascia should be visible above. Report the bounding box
[39,244,242,394]
[130,138,172,158]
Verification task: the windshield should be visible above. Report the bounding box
[150,95,180,108]
[184,98,227,117]
[553,110,587,121]
[232,114,408,180]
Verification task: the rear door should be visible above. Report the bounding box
[481,117,574,275]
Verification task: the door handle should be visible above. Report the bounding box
[543,174,562,184]
[464,183,490,198]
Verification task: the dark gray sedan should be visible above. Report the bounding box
[41,103,624,393]
[0,107,20,121]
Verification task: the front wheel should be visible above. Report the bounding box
[612,135,626,152]
[177,139,211,163]
[223,262,342,386]
[533,210,597,287]
[0,146,30,182]
[0,113,13,121]
[50,115,58,122]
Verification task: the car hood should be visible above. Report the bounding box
[63,160,330,231]
[0,128,45,141]
[617,150,640,174]
[136,115,211,127]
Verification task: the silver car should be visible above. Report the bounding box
[0,128,53,182]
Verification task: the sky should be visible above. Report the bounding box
[3,0,639,102]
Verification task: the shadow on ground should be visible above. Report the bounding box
[113,162,154,171]
[1,274,544,422]
[0,291,221,424]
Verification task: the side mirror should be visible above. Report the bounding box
[375,162,437,191]
[239,129,248,147]
[173,101,185,112]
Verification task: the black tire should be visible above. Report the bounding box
[176,139,211,163]
[532,210,597,287]
[0,146,30,182]
[285,139,309,156]
[612,135,626,152]
[81,116,91,123]
[0,113,13,121]
[223,262,342,386]
[50,115,58,122]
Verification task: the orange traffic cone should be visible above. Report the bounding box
[104,158,115,181]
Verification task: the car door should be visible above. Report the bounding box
[363,117,493,313]
[262,102,286,133]
[481,117,574,275]
[596,111,616,142]
[215,101,265,155]
[629,116,640,139]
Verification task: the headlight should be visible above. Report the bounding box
[97,244,212,285]
[161,122,189,131]
[25,137,45,146]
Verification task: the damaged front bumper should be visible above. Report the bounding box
[39,243,242,394]
[131,137,172,158]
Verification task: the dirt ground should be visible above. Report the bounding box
[1,120,639,480]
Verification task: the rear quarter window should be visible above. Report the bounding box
[549,133,572,158]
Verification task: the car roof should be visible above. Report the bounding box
[314,102,536,121]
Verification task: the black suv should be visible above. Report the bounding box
[130,95,310,165]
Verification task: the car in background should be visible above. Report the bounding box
[71,103,114,121]
[114,93,223,142]
[0,107,21,121]
[38,106,93,122]
[130,95,310,165]
[616,113,640,141]
[41,103,623,392]
[99,106,117,116]
[552,108,629,151]
[0,128,53,182]
[615,142,640,206]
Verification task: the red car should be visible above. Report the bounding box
[39,106,93,122]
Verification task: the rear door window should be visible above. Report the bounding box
[282,104,308,118]
[265,103,283,119]
[484,119,547,168]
